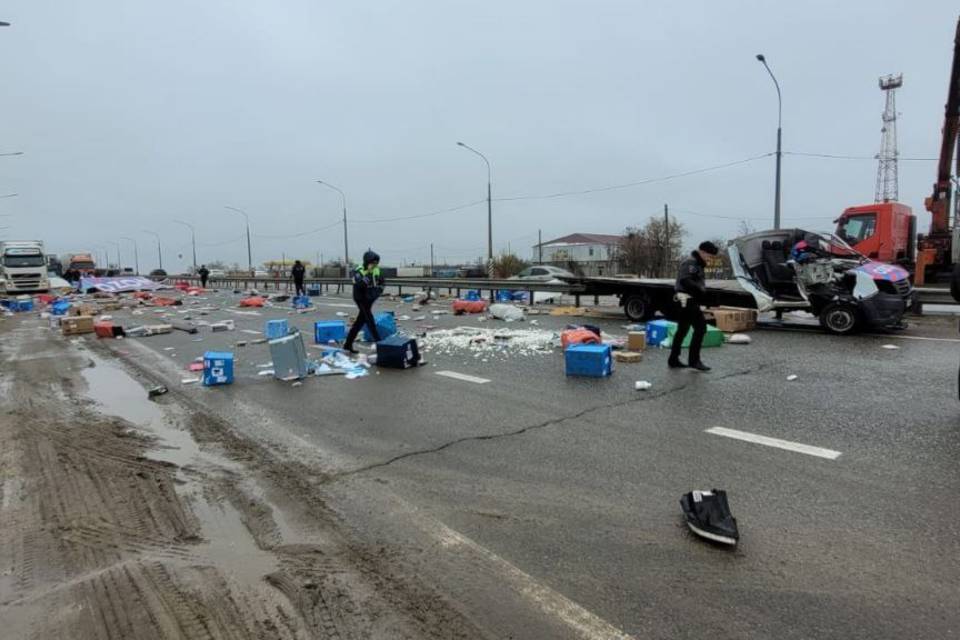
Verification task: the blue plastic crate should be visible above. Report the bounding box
[306,285,321,297]
[314,320,347,344]
[376,335,421,369]
[363,311,397,342]
[12,299,34,312]
[564,344,613,378]
[265,319,289,340]
[496,289,514,302]
[464,290,481,302]
[291,295,311,309]
[51,300,70,316]
[203,351,234,386]
[645,319,674,346]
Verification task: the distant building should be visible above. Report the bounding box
[532,233,623,276]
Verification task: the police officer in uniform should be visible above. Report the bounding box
[343,250,385,354]
[668,241,720,371]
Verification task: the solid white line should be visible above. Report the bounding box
[705,426,842,460]
[435,370,491,384]
[432,522,634,640]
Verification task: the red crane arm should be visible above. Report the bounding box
[926,17,960,234]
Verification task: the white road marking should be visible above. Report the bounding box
[431,522,634,640]
[435,370,491,384]
[705,427,842,460]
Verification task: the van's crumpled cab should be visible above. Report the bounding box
[728,229,915,334]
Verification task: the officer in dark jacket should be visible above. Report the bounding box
[291,260,306,296]
[198,265,210,288]
[343,250,385,353]
[669,241,720,371]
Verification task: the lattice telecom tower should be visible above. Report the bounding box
[875,73,903,203]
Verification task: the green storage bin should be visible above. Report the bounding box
[660,322,724,348]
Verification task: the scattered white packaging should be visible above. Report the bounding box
[727,333,751,344]
[786,374,798,381]
[181,378,199,384]
[635,381,652,391]
[881,344,900,350]
[258,369,275,377]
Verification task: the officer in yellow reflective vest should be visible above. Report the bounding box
[343,250,385,353]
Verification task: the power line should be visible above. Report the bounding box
[351,199,486,223]
[253,220,341,239]
[493,153,774,202]
[785,151,937,161]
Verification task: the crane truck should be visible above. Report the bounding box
[834,16,960,297]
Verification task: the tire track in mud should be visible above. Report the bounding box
[1,316,491,639]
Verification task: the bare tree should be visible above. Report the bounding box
[619,216,686,277]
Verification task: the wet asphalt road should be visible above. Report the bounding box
[101,289,960,640]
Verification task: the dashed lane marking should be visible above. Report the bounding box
[705,426,842,460]
[435,371,491,384]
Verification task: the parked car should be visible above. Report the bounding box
[510,266,576,282]
[148,269,168,280]
[729,229,914,334]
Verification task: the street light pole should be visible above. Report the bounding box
[756,54,783,230]
[143,230,162,271]
[224,206,253,275]
[121,237,139,274]
[315,181,349,271]
[173,219,197,272]
[456,141,493,278]
[107,241,121,271]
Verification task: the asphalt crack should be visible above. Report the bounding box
[327,362,772,481]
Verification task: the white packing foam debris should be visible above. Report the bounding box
[881,344,900,350]
[787,374,798,381]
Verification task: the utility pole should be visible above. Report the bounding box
[663,204,670,277]
[430,243,435,277]
[538,229,543,264]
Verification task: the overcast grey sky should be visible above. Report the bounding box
[0,1,956,270]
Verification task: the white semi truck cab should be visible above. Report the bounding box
[0,240,50,294]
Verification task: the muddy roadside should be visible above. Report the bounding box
[0,315,488,639]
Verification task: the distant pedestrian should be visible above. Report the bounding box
[668,241,719,372]
[198,264,210,288]
[291,260,306,296]
[343,250,385,354]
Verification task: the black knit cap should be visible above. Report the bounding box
[698,241,719,255]
[362,250,380,265]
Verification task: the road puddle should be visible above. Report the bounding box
[191,493,279,583]
[80,353,200,467]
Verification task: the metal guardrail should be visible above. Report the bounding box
[173,275,955,307]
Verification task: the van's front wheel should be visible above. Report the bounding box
[819,302,859,335]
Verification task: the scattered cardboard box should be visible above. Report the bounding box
[62,316,95,336]
[614,351,643,363]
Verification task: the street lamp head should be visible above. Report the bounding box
[756,54,765,62]
[456,141,466,147]
[0,22,10,27]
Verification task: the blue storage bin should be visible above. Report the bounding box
[564,344,613,378]
[292,295,311,309]
[363,311,397,342]
[306,285,321,297]
[496,289,513,302]
[51,300,70,316]
[464,290,481,301]
[265,319,289,340]
[314,320,347,344]
[376,335,421,369]
[511,291,528,302]
[645,319,674,346]
[203,351,234,386]
[13,299,34,312]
